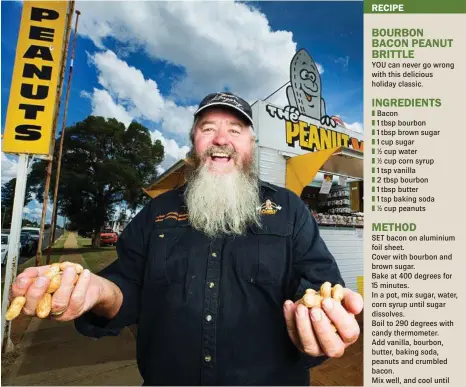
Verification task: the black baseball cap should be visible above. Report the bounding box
[194,92,254,127]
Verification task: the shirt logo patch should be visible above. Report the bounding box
[155,212,189,223]
[257,199,282,215]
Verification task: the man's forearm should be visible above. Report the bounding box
[92,277,124,320]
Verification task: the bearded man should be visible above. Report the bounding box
[10,92,363,386]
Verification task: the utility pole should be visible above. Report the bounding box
[35,0,75,266]
[47,10,81,264]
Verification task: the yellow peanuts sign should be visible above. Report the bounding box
[2,1,69,155]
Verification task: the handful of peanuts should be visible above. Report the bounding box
[5,261,84,321]
[297,282,345,308]
[297,282,345,331]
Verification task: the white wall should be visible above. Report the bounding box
[320,228,364,293]
[258,146,286,187]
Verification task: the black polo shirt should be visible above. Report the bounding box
[75,180,344,385]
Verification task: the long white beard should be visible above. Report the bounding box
[184,164,262,238]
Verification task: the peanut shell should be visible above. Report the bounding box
[320,282,332,299]
[301,293,323,308]
[332,284,344,302]
[5,296,26,321]
[47,274,62,293]
[60,262,83,274]
[45,264,61,278]
[36,293,52,319]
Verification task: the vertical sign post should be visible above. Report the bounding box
[1,155,29,352]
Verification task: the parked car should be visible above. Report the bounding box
[21,227,41,241]
[20,232,35,256]
[1,233,9,265]
[100,229,118,246]
[21,227,41,248]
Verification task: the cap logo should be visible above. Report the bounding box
[195,91,254,128]
[210,93,245,111]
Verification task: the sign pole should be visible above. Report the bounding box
[35,0,75,266]
[47,10,81,265]
[1,154,29,353]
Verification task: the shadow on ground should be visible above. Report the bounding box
[51,247,116,256]
[15,321,137,376]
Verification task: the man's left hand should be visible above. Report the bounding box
[283,289,363,358]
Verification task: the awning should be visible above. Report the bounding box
[143,159,190,198]
[286,146,363,196]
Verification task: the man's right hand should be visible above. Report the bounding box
[10,265,123,321]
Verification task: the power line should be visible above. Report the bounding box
[263,81,290,101]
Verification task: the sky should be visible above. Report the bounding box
[1,0,363,224]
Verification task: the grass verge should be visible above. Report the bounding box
[51,231,69,249]
[75,237,117,272]
[76,236,91,248]
[81,248,117,273]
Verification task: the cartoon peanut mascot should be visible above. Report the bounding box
[286,49,337,128]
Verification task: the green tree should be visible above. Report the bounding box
[29,116,164,247]
[1,178,33,227]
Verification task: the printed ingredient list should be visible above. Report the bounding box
[364,8,466,387]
